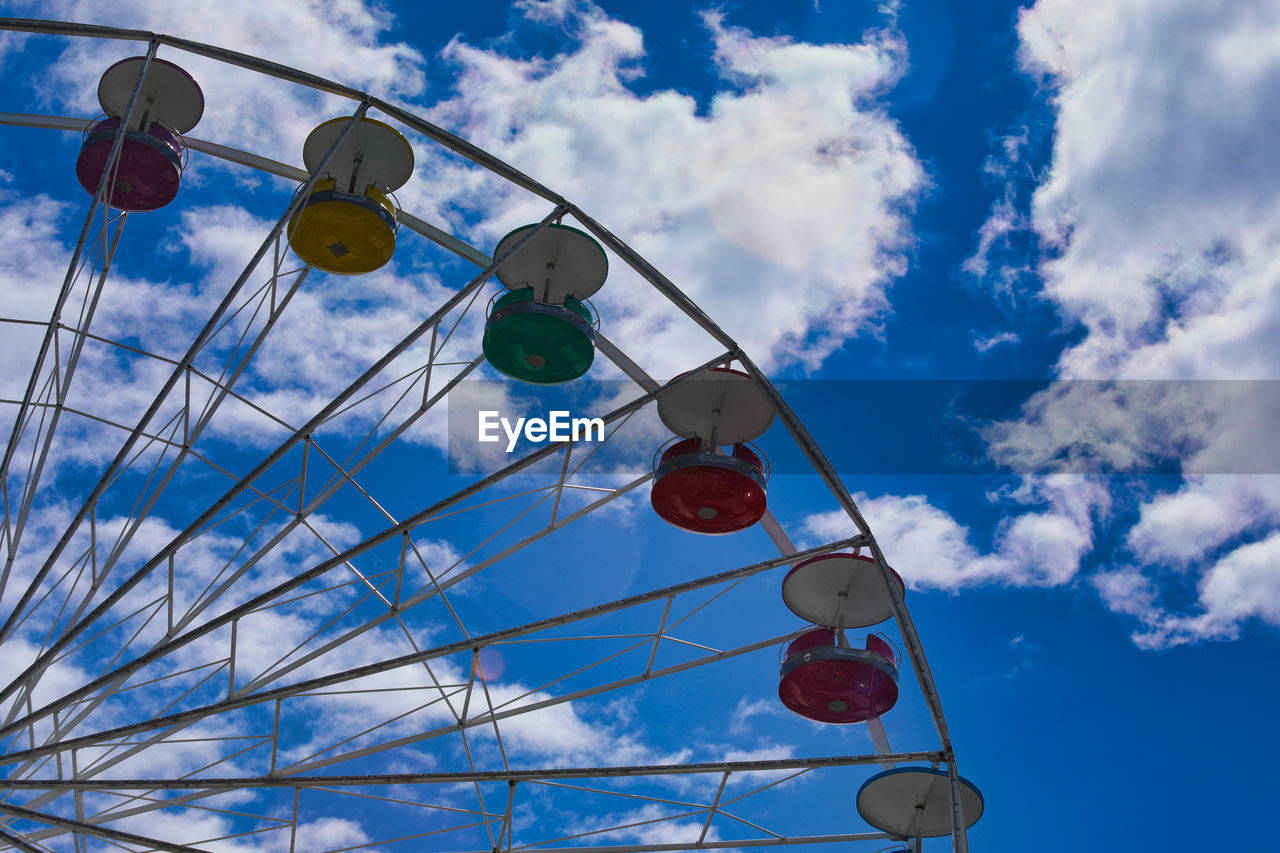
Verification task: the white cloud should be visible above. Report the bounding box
[420,1,923,375]
[268,817,372,853]
[516,0,577,25]
[973,330,1019,353]
[804,476,1107,591]
[1125,477,1280,567]
[970,0,1280,644]
[1091,477,1280,648]
[14,0,428,167]
[982,381,1276,478]
[1014,0,1280,381]
[1192,533,1280,633]
[728,696,787,735]
[1096,531,1280,649]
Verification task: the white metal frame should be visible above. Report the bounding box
[0,17,972,853]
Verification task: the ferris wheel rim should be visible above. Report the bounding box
[0,16,973,852]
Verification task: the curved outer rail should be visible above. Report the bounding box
[0,16,974,852]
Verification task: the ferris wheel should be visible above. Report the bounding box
[0,18,982,853]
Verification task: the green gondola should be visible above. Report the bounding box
[484,222,608,385]
[483,287,597,384]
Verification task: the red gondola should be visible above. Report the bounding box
[650,438,768,534]
[650,366,775,534]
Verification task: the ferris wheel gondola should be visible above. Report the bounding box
[482,222,608,384]
[0,17,981,853]
[287,116,415,274]
[75,56,204,211]
[651,366,775,533]
[857,766,985,838]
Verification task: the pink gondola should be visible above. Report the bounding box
[778,627,899,724]
[75,57,204,211]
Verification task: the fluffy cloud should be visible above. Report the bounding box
[9,0,427,166]
[1017,0,1280,380]
[803,476,1108,591]
[1097,530,1280,648]
[970,0,1280,644]
[1125,477,1280,568]
[1090,475,1280,647]
[421,1,923,375]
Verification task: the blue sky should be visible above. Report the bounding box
[0,0,1278,851]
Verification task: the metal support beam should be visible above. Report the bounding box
[568,202,967,850]
[0,204,570,715]
[3,751,943,790]
[0,534,865,765]
[0,800,207,853]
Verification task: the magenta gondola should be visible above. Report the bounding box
[75,57,204,212]
[778,627,899,724]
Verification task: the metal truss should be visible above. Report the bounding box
[0,17,972,853]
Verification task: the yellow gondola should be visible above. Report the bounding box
[288,117,414,275]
